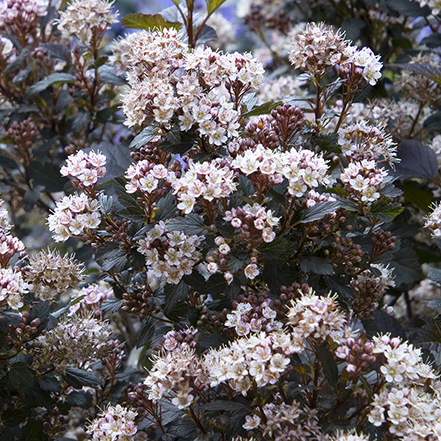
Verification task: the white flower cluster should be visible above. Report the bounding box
[60,150,107,187]
[0,232,24,268]
[338,120,397,164]
[288,23,382,85]
[224,300,283,336]
[144,343,200,409]
[332,433,370,441]
[286,289,347,349]
[47,193,101,242]
[172,158,236,214]
[203,331,294,393]
[31,315,115,373]
[372,335,437,385]
[340,160,388,204]
[125,160,175,194]
[224,203,280,244]
[86,404,137,441]
[24,251,84,301]
[69,281,113,315]
[122,28,263,146]
[137,221,202,285]
[258,75,307,104]
[0,199,11,231]
[425,203,441,239]
[243,401,328,440]
[369,385,441,438]
[0,267,29,310]
[57,0,118,46]
[0,0,47,27]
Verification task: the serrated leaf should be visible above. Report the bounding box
[164,280,190,316]
[259,237,296,261]
[300,257,334,275]
[316,344,338,389]
[415,318,441,344]
[130,126,158,149]
[137,317,154,348]
[66,390,93,408]
[391,62,441,78]
[370,199,403,222]
[9,362,35,394]
[40,43,72,63]
[122,13,181,31]
[167,213,207,235]
[101,298,122,313]
[97,64,127,86]
[301,201,341,223]
[206,0,228,15]
[63,368,101,388]
[389,140,439,180]
[428,267,441,284]
[241,101,282,118]
[40,374,61,393]
[155,190,177,221]
[27,161,68,192]
[27,72,76,96]
[389,247,423,287]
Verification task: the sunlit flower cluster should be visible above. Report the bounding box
[288,22,382,85]
[31,315,115,373]
[137,221,202,284]
[122,28,263,147]
[57,0,118,46]
[425,203,441,239]
[172,158,237,214]
[60,150,107,188]
[0,267,29,310]
[286,289,347,348]
[243,401,328,440]
[0,231,24,267]
[338,121,397,164]
[340,160,388,204]
[86,404,137,441]
[372,335,437,385]
[224,300,283,336]
[23,251,84,301]
[224,203,280,245]
[47,193,101,242]
[69,281,113,316]
[369,385,441,438]
[125,160,175,195]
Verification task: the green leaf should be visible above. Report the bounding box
[130,126,158,149]
[9,362,35,394]
[259,237,296,262]
[97,64,127,86]
[401,181,433,212]
[63,368,101,388]
[300,257,334,275]
[27,161,68,192]
[301,201,341,223]
[167,213,207,235]
[370,199,403,222]
[101,298,122,313]
[205,0,228,15]
[27,72,76,96]
[428,267,441,284]
[241,101,282,118]
[122,13,181,31]
[164,280,190,316]
[316,344,338,389]
[66,390,93,408]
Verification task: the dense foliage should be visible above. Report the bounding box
[1,0,441,439]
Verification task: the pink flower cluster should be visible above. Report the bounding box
[172,158,237,214]
[224,300,282,336]
[60,150,107,188]
[340,160,388,204]
[137,221,202,284]
[86,404,137,441]
[0,0,47,29]
[0,232,24,267]
[47,193,101,242]
[125,160,175,194]
[69,281,113,316]
[122,28,263,147]
[0,267,29,309]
